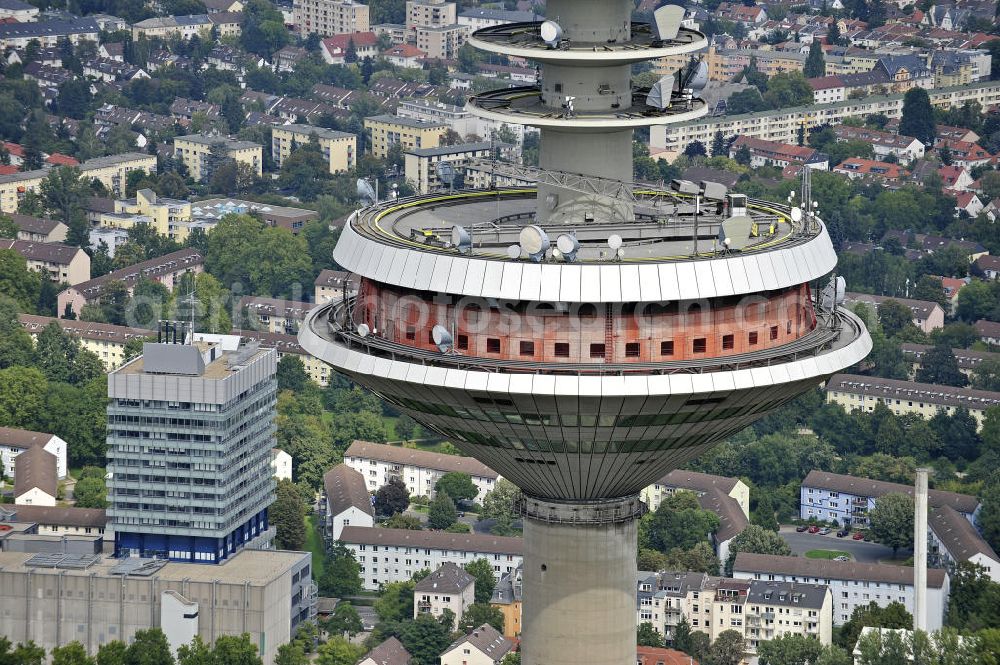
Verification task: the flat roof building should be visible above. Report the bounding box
[190,198,318,234]
[173,134,263,183]
[106,335,278,562]
[404,142,497,194]
[364,114,447,159]
[271,124,356,174]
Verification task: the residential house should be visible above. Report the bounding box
[131,14,215,40]
[320,31,378,64]
[954,192,984,217]
[938,139,993,169]
[13,446,57,506]
[340,526,522,590]
[728,136,829,170]
[9,214,67,243]
[936,164,974,191]
[0,427,67,482]
[831,126,924,163]
[322,464,374,541]
[490,565,522,638]
[273,46,307,72]
[825,374,1000,431]
[975,319,1000,346]
[170,98,221,122]
[832,158,906,184]
[344,440,498,501]
[413,562,476,621]
[0,0,38,22]
[929,505,1000,583]
[382,43,426,68]
[358,637,411,665]
[18,314,153,370]
[271,449,291,481]
[715,2,768,24]
[314,269,352,303]
[239,296,312,334]
[440,624,514,665]
[843,292,944,333]
[0,238,90,285]
[973,255,1000,280]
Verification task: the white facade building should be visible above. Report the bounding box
[323,464,375,541]
[0,427,67,481]
[344,440,499,502]
[733,553,948,629]
[929,505,1000,583]
[271,448,292,481]
[414,561,476,620]
[340,526,522,591]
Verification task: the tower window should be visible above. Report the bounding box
[661,340,674,356]
[428,331,436,344]
[748,331,758,345]
[722,334,734,350]
[693,338,707,353]
[770,326,779,340]
[405,327,415,341]
[457,334,468,350]
[520,341,535,356]
[787,320,792,334]
[625,342,640,357]
[589,343,606,358]
[554,342,570,357]
[487,338,501,353]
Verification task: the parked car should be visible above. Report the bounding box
[808,525,820,534]
[796,525,809,532]
[852,532,864,540]
[836,529,850,538]
[833,555,850,562]
[819,528,831,535]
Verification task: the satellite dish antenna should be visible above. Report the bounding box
[835,275,846,304]
[616,247,625,260]
[357,178,376,203]
[790,207,803,223]
[718,215,754,251]
[432,324,453,353]
[357,323,370,337]
[645,75,674,111]
[556,233,579,262]
[436,161,455,190]
[687,60,709,93]
[506,244,521,260]
[652,4,684,42]
[451,225,472,254]
[539,20,563,47]
[607,234,623,251]
[519,225,550,262]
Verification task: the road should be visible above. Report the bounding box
[778,526,905,563]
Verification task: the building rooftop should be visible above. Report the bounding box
[0,426,56,451]
[900,343,999,372]
[323,464,374,518]
[698,487,748,542]
[746,579,828,609]
[65,248,203,300]
[0,238,82,265]
[0,17,97,38]
[657,469,740,494]
[843,292,942,321]
[340,526,522,555]
[13,446,57,498]
[414,561,475,594]
[361,637,411,665]
[442,623,513,660]
[406,142,494,158]
[802,468,980,515]
[364,114,448,129]
[273,123,354,140]
[733,552,947,588]
[826,373,1000,417]
[10,213,62,236]
[174,134,261,151]
[345,440,498,479]
[0,505,107,528]
[636,646,697,665]
[929,505,999,564]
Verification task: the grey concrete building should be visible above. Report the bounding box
[106,337,278,563]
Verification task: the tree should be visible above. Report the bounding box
[96,641,128,665]
[315,637,362,665]
[319,543,363,597]
[672,616,692,650]
[761,72,814,109]
[947,562,1000,631]
[915,340,968,387]
[459,603,505,633]
[272,479,306,550]
[39,167,91,248]
[208,635,262,665]
[757,634,824,665]
[398,613,454,665]
[854,629,907,665]
[395,413,419,440]
[837,602,912,649]
[277,355,311,392]
[972,360,1000,392]
[384,513,423,529]
[0,366,47,428]
[480,478,522,535]
[465,558,497,604]
[684,141,707,158]
[642,490,720,554]
[710,630,746,665]
[868,493,914,557]
[52,642,96,665]
[804,40,825,78]
[435,473,478,504]
[876,300,916,339]
[724,525,792,575]
[2,640,46,665]
[74,475,108,508]
[374,477,410,516]
[274,642,308,665]
[428,491,458,530]
[637,623,663,647]
[325,603,363,637]
[899,88,936,146]
[0,249,41,312]
[124,629,174,665]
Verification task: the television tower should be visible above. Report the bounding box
[299,2,871,662]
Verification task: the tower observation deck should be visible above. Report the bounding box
[299,2,871,663]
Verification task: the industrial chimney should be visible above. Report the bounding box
[914,468,929,632]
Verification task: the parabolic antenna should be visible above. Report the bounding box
[451,225,472,254]
[645,76,674,111]
[652,4,684,42]
[540,20,563,47]
[556,233,579,261]
[790,207,803,223]
[506,244,522,260]
[357,323,370,337]
[718,215,755,251]
[687,60,709,92]
[356,178,376,203]
[607,234,623,251]
[520,225,550,262]
[432,324,453,353]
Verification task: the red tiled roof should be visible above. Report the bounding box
[45,153,79,166]
[322,31,377,52]
[637,647,698,665]
[384,44,425,58]
[808,75,845,90]
[3,141,23,157]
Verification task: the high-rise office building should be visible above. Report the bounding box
[106,330,278,563]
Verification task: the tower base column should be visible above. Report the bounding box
[520,495,646,665]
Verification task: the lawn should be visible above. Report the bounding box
[304,515,326,580]
[805,549,851,560]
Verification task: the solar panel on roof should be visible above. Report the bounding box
[24,553,100,569]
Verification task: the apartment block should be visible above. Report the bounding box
[825,374,1000,430]
[637,572,832,659]
[173,134,263,182]
[0,237,90,285]
[0,153,156,212]
[18,314,153,370]
[900,344,1000,380]
[641,470,749,517]
[240,296,313,335]
[650,81,1000,160]
[414,24,468,60]
[406,0,456,29]
[95,188,194,241]
[396,98,479,137]
[314,269,352,303]
[106,338,277,562]
[0,427,67,483]
[929,505,1000,583]
[844,292,945,334]
[728,136,829,170]
[404,142,495,194]
[0,549,314,664]
[490,565,522,638]
[733,553,947,629]
[294,0,369,37]
[340,525,522,590]
[321,464,374,541]
[364,114,447,158]
[131,14,213,40]
[343,439,498,501]
[799,469,979,528]
[271,124,356,174]
[10,214,68,243]
[0,17,98,49]
[236,330,334,387]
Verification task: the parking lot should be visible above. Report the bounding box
[778,525,902,563]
